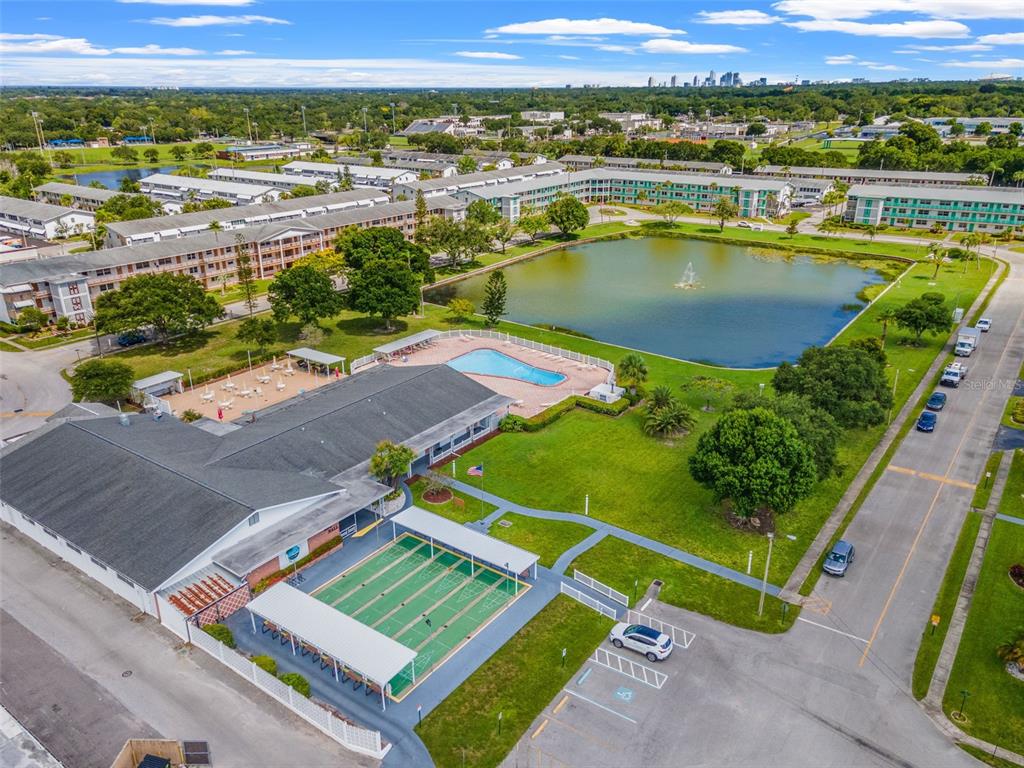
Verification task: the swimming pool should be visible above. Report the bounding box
[447,349,567,387]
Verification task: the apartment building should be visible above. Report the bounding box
[0,196,96,239]
[33,182,122,212]
[393,163,565,201]
[140,174,283,206]
[207,168,329,191]
[557,155,732,175]
[0,197,464,324]
[753,165,983,187]
[281,161,418,189]
[844,184,1024,233]
[215,143,313,162]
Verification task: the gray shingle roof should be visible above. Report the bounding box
[0,195,81,222]
[34,182,120,203]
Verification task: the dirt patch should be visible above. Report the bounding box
[723,502,777,535]
[1010,564,1024,590]
[423,488,454,504]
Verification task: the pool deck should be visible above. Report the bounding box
[373,336,608,417]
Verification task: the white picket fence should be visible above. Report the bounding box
[189,627,389,759]
[350,352,376,373]
[560,582,619,620]
[573,569,629,606]
[591,647,668,690]
[626,609,697,650]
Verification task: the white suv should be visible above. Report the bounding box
[609,622,673,662]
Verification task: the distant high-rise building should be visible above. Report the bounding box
[693,75,700,87]
[648,76,655,87]
[758,77,768,86]
[671,75,677,87]
[709,69,716,84]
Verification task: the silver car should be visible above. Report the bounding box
[823,540,855,577]
[609,622,673,662]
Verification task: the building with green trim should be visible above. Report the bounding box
[844,184,1024,234]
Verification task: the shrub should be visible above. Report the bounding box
[180,409,203,423]
[252,655,277,676]
[1012,399,1024,425]
[252,536,342,594]
[499,414,527,432]
[202,623,235,648]
[279,672,311,698]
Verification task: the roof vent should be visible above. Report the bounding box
[119,413,131,427]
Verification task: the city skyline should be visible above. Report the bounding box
[0,0,1021,87]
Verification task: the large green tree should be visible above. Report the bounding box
[95,194,163,223]
[346,257,420,330]
[94,273,222,341]
[480,269,508,325]
[689,407,816,519]
[731,392,842,479]
[711,196,739,232]
[772,344,892,428]
[546,196,589,236]
[466,199,501,227]
[336,226,432,280]
[268,265,343,326]
[893,292,950,344]
[70,359,134,403]
[236,317,277,351]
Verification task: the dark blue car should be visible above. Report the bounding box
[916,411,938,432]
[926,392,947,411]
[116,330,146,347]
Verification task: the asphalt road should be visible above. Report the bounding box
[0,526,374,768]
[514,251,1023,765]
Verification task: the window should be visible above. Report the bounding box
[21,513,35,526]
[68,283,79,295]
[90,556,107,570]
[117,574,136,588]
[248,511,260,526]
[66,542,81,554]
[95,268,112,277]
[99,283,115,292]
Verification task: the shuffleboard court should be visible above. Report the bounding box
[312,533,527,699]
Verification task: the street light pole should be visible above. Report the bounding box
[243,107,253,143]
[390,102,396,135]
[362,107,368,134]
[300,105,307,137]
[758,532,775,616]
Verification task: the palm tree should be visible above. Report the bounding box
[927,247,944,279]
[649,385,675,410]
[643,402,697,437]
[617,353,648,395]
[996,635,1024,668]
[207,220,223,242]
[876,306,899,345]
[1013,170,1024,188]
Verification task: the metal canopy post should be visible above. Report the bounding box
[392,520,396,540]
[381,686,386,711]
[430,536,434,558]
[290,633,296,655]
[334,658,339,681]
[411,658,416,684]
[250,612,256,634]
[470,554,475,576]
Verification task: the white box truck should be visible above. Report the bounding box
[955,327,981,357]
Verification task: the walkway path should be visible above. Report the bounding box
[447,478,783,596]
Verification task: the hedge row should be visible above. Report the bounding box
[203,623,235,648]
[252,535,342,594]
[500,395,628,433]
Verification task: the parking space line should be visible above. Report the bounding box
[561,689,638,724]
[797,616,869,643]
[531,719,549,739]
[576,668,592,686]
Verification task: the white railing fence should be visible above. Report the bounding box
[626,609,697,650]
[573,569,630,606]
[591,647,668,689]
[188,626,388,759]
[349,352,376,373]
[560,582,620,620]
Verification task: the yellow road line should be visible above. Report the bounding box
[531,719,549,739]
[0,411,53,418]
[553,694,569,715]
[886,464,975,490]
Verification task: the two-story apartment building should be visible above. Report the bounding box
[0,195,96,239]
[844,184,1024,233]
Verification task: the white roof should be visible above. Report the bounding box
[391,506,539,574]
[132,370,183,390]
[246,582,416,686]
[288,347,345,365]
[373,329,441,355]
[283,161,412,180]
[140,173,276,197]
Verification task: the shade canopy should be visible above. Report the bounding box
[132,370,183,391]
[391,506,539,575]
[373,330,441,356]
[287,347,345,366]
[247,582,416,686]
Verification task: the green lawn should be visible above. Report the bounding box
[16,326,96,350]
[958,744,1022,768]
[1002,397,1024,430]
[999,450,1024,520]
[911,509,983,700]
[209,278,273,307]
[571,537,799,633]
[488,512,593,569]
[972,453,1004,510]
[408,476,496,524]
[50,141,229,167]
[942,520,1024,754]
[0,340,23,353]
[416,595,614,768]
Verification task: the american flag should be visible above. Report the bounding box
[467,464,484,477]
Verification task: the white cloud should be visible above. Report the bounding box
[35,17,51,21]
[772,0,1023,20]
[217,49,253,55]
[785,19,970,37]
[640,39,748,54]
[120,0,255,4]
[825,54,857,63]
[978,32,1024,45]
[112,44,204,55]
[454,51,522,60]
[148,14,290,27]
[943,57,1024,67]
[597,44,636,53]
[826,53,907,69]
[558,55,580,60]
[900,43,992,51]
[488,18,683,36]
[695,10,781,25]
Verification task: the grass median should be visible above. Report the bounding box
[488,512,593,569]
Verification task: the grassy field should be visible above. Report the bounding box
[942,519,1024,754]
[911,509,983,700]
[408,476,497,524]
[453,258,993,584]
[16,327,96,350]
[209,278,273,307]
[999,450,1024,519]
[49,141,229,167]
[488,512,593,569]
[416,595,613,768]
[571,537,799,633]
[971,453,1004,510]
[0,340,23,353]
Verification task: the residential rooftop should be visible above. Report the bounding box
[0,195,81,222]
[847,184,1024,203]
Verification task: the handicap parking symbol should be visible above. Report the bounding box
[614,686,634,702]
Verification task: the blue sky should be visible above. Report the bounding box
[1,0,1021,87]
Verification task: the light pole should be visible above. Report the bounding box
[362,107,368,134]
[253,122,260,143]
[390,102,396,134]
[300,105,308,137]
[757,532,775,616]
[243,107,253,143]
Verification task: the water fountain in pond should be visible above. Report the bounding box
[675,261,701,290]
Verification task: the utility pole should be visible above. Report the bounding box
[390,102,396,134]
[31,112,50,166]
[362,106,368,134]
[757,532,775,616]
[253,122,259,143]
[243,107,253,143]
[300,105,307,137]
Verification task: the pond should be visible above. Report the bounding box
[56,165,182,189]
[426,237,887,368]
